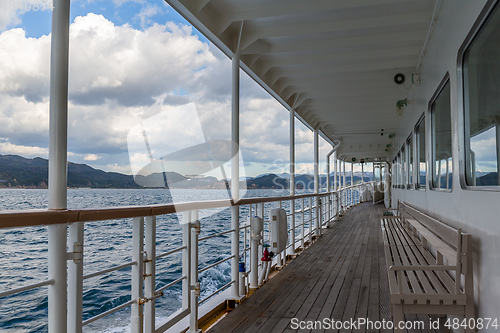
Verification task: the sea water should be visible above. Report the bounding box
[0,188,305,332]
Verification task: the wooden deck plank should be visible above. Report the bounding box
[206,202,443,333]
[255,216,361,333]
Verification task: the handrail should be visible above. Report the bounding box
[83,261,137,280]
[82,299,136,326]
[0,279,54,298]
[0,191,336,229]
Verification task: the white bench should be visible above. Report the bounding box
[381,201,474,333]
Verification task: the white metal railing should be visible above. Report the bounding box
[0,185,371,332]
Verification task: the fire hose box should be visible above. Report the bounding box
[270,208,287,253]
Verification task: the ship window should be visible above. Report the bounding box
[401,145,406,188]
[431,76,452,190]
[395,153,400,188]
[400,153,403,188]
[463,2,500,187]
[407,135,414,189]
[416,117,426,190]
[393,156,397,188]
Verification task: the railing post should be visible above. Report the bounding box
[336,192,340,220]
[231,205,240,298]
[300,198,305,247]
[315,198,321,236]
[68,222,84,333]
[190,210,201,333]
[48,224,68,333]
[144,216,156,333]
[131,217,144,333]
[182,213,192,312]
[290,199,295,252]
[257,203,264,279]
[249,214,261,292]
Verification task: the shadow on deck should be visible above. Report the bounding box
[207,202,444,333]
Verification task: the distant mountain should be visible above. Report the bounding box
[475,172,498,186]
[0,154,231,189]
[245,173,372,189]
[0,155,140,188]
[0,154,376,190]
[246,174,288,189]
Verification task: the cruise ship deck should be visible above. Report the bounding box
[207,202,439,333]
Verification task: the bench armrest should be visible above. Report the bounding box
[389,265,457,272]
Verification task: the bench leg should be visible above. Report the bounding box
[465,303,475,333]
[393,304,405,333]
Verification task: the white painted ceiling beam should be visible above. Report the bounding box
[265,58,417,84]
[259,46,422,74]
[239,12,431,50]
[215,0,431,36]
[246,30,427,55]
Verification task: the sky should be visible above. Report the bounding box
[0,0,340,179]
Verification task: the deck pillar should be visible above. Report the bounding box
[48,0,71,331]
[231,50,241,298]
[313,127,320,236]
[290,107,295,251]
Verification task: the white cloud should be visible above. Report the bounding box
[0,13,319,176]
[83,154,102,161]
[135,4,163,28]
[0,7,22,32]
[0,141,48,157]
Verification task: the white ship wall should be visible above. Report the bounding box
[391,0,500,326]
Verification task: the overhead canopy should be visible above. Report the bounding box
[166,0,438,161]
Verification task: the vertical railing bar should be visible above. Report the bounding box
[144,216,156,333]
[301,197,305,249]
[68,222,84,333]
[182,213,191,312]
[131,217,144,333]
[190,210,201,333]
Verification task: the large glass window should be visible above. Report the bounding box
[416,117,426,190]
[431,78,452,190]
[401,145,406,188]
[463,3,500,187]
[407,135,414,188]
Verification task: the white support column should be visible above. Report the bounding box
[341,161,347,212]
[68,222,84,333]
[363,162,367,183]
[351,163,354,207]
[333,152,338,219]
[333,153,337,191]
[314,128,319,194]
[48,0,71,331]
[313,128,320,237]
[496,119,500,186]
[231,51,240,299]
[131,217,144,333]
[144,216,156,333]
[290,107,295,253]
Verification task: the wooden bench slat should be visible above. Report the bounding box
[393,221,456,305]
[400,202,459,246]
[406,218,458,266]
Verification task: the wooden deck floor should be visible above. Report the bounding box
[207,202,443,333]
